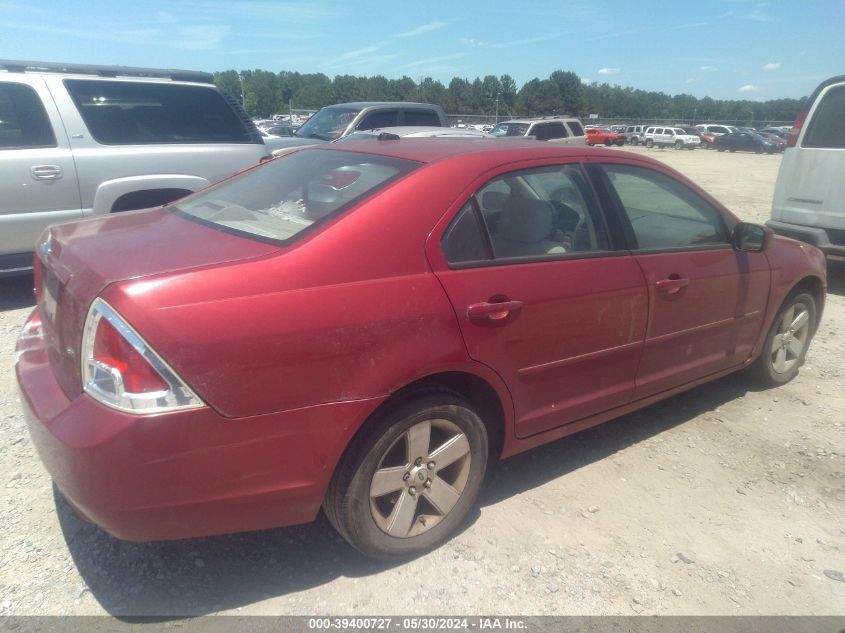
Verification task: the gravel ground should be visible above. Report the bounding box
[1,146,843,617]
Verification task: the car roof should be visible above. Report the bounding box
[300,137,646,167]
[321,101,443,109]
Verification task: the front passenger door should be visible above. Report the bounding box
[595,163,770,399]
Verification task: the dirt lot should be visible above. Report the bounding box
[1,146,843,617]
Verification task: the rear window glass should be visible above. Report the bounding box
[171,149,418,245]
[0,82,56,149]
[404,110,442,126]
[64,79,251,145]
[803,84,845,149]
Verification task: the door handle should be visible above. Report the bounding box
[467,300,523,322]
[655,276,689,295]
[31,165,63,181]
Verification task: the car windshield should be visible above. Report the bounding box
[295,107,361,141]
[170,149,417,244]
[491,122,530,137]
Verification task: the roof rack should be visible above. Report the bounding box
[0,59,213,84]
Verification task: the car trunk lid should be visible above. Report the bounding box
[34,208,279,399]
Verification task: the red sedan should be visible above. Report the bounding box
[16,140,826,560]
[585,127,626,146]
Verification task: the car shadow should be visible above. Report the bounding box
[0,275,35,311]
[57,374,753,618]
[826,259,845,297]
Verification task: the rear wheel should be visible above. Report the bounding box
[324,391,489,560]
[674,140,683,149]
[604,139,613,146]
[631,137,639,146]
[750,292,816,387]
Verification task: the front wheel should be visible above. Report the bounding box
[324,391,489,560]
[750,292,816,387]
[645,138,654,147]
[675,140,683,150]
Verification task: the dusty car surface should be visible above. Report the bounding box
[16,139,826,560]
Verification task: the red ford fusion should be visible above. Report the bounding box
[16,140,826,559]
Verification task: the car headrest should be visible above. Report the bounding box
[497,198,554,243]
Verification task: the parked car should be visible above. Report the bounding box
[334,126,493,142]
[759,132,787,151]
[624,125,648,146]
[268,101,450,151]
[490,117,586,145]
[695,124,738,137]
[714,132,780,154]
[585,127,626,146]
[17,139,825,560]
[768,74,845,258]
[262,124,295,137]
[0,59,267,276]
[643,126,700,149]
[677,126,712,149]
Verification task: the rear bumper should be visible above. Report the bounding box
[15,308,383,541]
[765,220,845,257]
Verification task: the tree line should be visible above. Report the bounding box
[214,69,805,125]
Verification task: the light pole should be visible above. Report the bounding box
[237,73,245,109]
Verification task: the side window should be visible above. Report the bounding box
[403,110,441,126]
[567,121,584,136]
[0,82,57,149]
[64,79,251,145]
[803,85,845,149]
[441,202,491,264]
[475,164,611,260]
[547,122,567,139]
[356,110,399,130]
[531,124,549,141]
[602,164,728,250]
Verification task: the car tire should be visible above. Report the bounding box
[645,139,653,148]
[631,137,639,146]
[717,147,725,152]
[323,390,489,560]
[675,141,683,150]
[750,292,816,388]
[604,139,613,146]
[615,139,625,146]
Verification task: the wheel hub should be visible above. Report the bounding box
[406,464,431,492]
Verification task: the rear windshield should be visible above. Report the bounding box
[170,149,418,244]
[803,84,845,149]
[65,79,252,145]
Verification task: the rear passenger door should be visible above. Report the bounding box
[592,161,770,399]
[429,162,648,438]
[0,76,81,263]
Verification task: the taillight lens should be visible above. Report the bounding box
[787,111,806,148]
[81,299,204,413]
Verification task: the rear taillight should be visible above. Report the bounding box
[81,299,203,413]
[787,111,806,148]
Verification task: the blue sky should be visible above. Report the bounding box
[1,0,842,101]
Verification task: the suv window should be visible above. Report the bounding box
[403,110,442,126]
[547,122,567,139]
[64,79,252,145]
[444,164,610,263]
[531,123,550,140]
[602,164,728,250]
[491,122,530,137]
[567,121,584,136]
[0,82,56,149]
[357,110,399,130]
[803,84,845,149]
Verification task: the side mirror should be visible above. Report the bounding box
[733,222,771,252]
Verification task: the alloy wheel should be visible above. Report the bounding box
[770,301,811,374]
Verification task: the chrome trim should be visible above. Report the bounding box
[81,298,205,414]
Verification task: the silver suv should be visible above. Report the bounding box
[490,117,586,145]
[0,60,267,275]
[643,126,700,149]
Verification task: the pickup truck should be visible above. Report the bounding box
[268,102,450,150]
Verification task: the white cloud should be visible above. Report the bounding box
[460,37,488,48]
[763,62,781,71]
[685,78,697,84]
[598,67,620,76]
[746,10,772,21]
[738,84,759,92]
[395,22,448,38]
[402,54,466,69]
[581,77,592,84]
[700,65,719,72]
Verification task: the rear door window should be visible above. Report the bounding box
[403,109,442,126]
[547,122,568,139]
[64,79,252,145]
[803,84,845,149]
[0,82,56,149]
[356,110,399,130]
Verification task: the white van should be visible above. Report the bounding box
[768,75,845,259]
